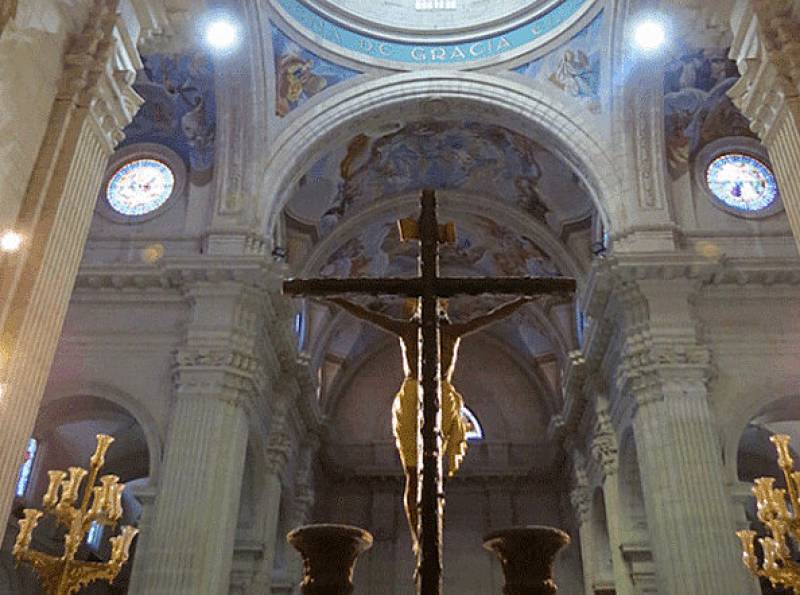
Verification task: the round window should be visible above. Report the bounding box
[705,153,780,214]
[106,158,176,216]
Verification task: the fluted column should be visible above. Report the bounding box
[248,399,293,591]
[0,0,144,541]
[589,403,634,595]
[130,282,267,594]
[286,444,318,588]
[727,0,800,251]
[620,280,756,594]
[127,486,157,593]
[569,457,594,595]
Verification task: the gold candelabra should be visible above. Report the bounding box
[737,434,800,592]
[12,434,139,595]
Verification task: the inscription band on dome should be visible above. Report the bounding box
[274,0,591,66]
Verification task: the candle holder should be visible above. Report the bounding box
[287,524,373,595]
[483,526,571,595]
[737,434,800,592]
[12,434,139,595]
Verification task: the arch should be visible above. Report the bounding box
[462,405,483,440]
[37,383,163,485]
[260,71,623,240]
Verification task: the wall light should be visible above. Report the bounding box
[205,17,240,51]
[0,230,23,253]
[633,19,666,52]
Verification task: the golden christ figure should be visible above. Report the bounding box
[326,296,530,549]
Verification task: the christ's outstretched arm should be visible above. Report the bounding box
[326,297,404,334]
[449,297,531,337]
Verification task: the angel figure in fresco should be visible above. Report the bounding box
[276,54,328,117]
[324,296,531,550]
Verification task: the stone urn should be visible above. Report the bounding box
[287,524,373,595]
[483,526,571,595]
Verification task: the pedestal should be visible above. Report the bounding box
[483,526,570,595]
[287,524,373,595]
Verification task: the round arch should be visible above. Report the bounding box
[37,383,163,485]
[260,71,623,240]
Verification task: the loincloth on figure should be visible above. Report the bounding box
[391,377,468,476]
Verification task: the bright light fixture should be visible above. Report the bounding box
[633,19,666,51]
[205,18,239,51]
[0,230,23,253]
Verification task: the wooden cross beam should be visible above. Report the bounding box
[283,189,576,595]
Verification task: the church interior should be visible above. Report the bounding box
[1,0,800,593]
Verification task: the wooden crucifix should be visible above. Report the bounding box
[283,189,576,594]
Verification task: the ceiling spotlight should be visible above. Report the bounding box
[205,18,239,51]
[633,19,666,51]
[0,230,23,253]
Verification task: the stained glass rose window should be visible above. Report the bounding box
[705,154,779,213]
[106,159,176,216]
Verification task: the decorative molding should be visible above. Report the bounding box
[728,0,800,145]
[590,400,618,478]
[570,453,591,525]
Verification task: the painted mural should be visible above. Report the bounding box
[515,12,604,114]
[123,52,216,175]
[319,215,560,281]
[315,121,550,235]
[663,48,757,176]
[272,23,360,117]
[275,0,591,67]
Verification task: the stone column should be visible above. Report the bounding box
[127,485,157,593]
[727,0,800,251]
[286,443,318,588]
[569,456,594,595]
[248,398,293,592]
[0,0,144,541]
[590,401,634,595]
[620,280,756,594]
[130,282,266,595]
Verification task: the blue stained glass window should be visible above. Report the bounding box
[706,154,779,213]
[462,407,484,441]
[294,311,306,350]
[107,159,175,216]
[86,521,103,549]
[15,438,37,497]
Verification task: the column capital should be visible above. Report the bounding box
[58,0,145,152]
[728,0,800,144]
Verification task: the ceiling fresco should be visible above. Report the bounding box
[514,11,604,114]
[121,52,216,177]
[663,47,758,177]
[287,120,593,240]
[318,214,561,280]
[271,0,593,67]
[272,23,361,117]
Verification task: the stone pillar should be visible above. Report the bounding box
[589,402,634,595]
[570,456,594,595]
[0,0,144,541]
[248,398,293,592]
[286,444,318,588]
[620,280,756,594]
[127,485,157,593]
[130,282,265,594]
[727,0,800,251]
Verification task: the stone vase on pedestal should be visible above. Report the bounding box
[483,526,571,595]
[287,524,373,595]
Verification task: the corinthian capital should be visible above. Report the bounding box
[728,0,800,143]
[59,0,144,152]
